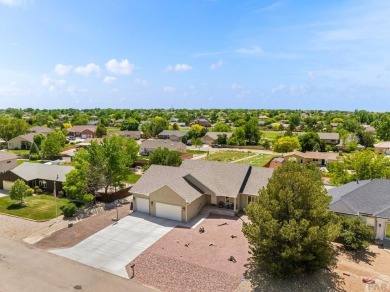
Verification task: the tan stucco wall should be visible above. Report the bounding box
[7,137,23,149]
[150,185,186,220]
[187,195,206,222]
[0,159,17,173]
[240,194,248,210]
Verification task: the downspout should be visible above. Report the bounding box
[186,203,188,222]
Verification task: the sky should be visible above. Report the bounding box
[0,0,390,111]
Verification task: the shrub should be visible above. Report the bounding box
[61,203,77,217]
[339,216,375,250]
[35,188,43,194]
[29,153,40,160]
[82,194,95,204]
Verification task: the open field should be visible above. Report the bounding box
[0,195,70,220]
[186,149,207,154]
[262,131,283,140]
[203,150,255,162]
[235,153,279,167]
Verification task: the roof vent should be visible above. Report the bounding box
[356,179,359,184]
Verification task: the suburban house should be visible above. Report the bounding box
[157,130,188,141]
[139,139,187,155]
[283,151,339,166]
[0,151,18,173]
[362,124,376,133]
[28,126,53,134]
[374,141,390,154]
[7,133,37,150]
[67,125,97,138]
[0,162,73,192]
[269,157,285,169]
[328,179,390,244]
[202,132,233,145]
[108,131,142,140]
[318,132,340,145]
[191,118,212,127]
[130,160,274,222]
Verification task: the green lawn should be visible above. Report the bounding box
[262,131,283,140]
[235,154,280,167]
[203,150,255,162]
[17,159,47,166]
[6,149,30,155]
[107,127,121,133]
[0,195,70,221]
[125,173,142,184]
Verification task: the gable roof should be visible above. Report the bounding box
[0,151,18,162]
[318,132,339,140]
[158,130,188,137]
[10,162,74,182]
[328,179,390,218]
[375,141,390,149]
[203,132,233,140]
[131,160,273,203]
[140,139,186,151]
[283,151,339,161]
[9,133,37,143]
[68,125,97,133]
[28,126,53,134]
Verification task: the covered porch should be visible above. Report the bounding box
[205,194,238,215]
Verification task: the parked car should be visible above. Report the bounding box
[67,136,76,141]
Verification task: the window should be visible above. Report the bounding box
[39,180,47,189]
[248,196,256,203]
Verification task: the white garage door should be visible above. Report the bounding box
[3,181,14,191]
[135,197,149,213]
[155,202,182,221]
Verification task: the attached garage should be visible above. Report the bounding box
[3,181,14,191]
[155,202,182,221]
[135,197,150,213]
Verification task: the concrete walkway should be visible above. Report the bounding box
[230,154,258,163]
[51,212,177,278]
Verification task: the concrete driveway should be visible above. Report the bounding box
[51,212,177,278]
[0,189,9,197]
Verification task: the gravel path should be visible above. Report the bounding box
[0,214,58,241]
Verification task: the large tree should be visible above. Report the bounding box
[298,132,325,152]
[244,117,261,145]
[243,162,339,278]
[273,136,300,153]
[41,130,66,159]
[148,147,182,167]
[141,116,169,137]
[9,179,34,205]
[0,117,29,141]
[120,118,140,131]
[211,122,231,132]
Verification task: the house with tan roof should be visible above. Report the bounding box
[374,141,390,154]
[157,130,188,141]
[108,131,142,140]
[28,126,53,134]
[318,132,340,145]
[202,132,233,145]
[0,151,18,173]
[283,151,339,166]
[130,160,273,222]
[139,139,186,155]
[7,133,37,150]
[67,125,97,138]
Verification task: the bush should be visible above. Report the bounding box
[82,193,95,204]
[25,188,34,196]
[35,188,43,194]
[339,216,375,250]
[61,202,77,217]
[29,154,40,160]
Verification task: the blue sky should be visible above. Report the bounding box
[0,0,389,110]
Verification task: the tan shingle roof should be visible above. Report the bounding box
[140,139,186,151]
[11,162,74,182]
[284,151,339,161]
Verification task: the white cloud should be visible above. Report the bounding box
[103,76,116,84]
[164,64,193,72]
[54,64,72,76]
[163,86,176,93]
[236,46,264,56]
[290,84,309,95]
[271,84,286,94]
[105,59,135,75]
[0,0,29,6]
[67,86,88,95]
[41,74,66,91]
[74,63,100,76]
[232,83,242,90]
[134,78,148,86]
[210,60,224,70]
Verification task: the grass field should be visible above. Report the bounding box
[107,127,121,133]
[6,149,30,155]
[262,131,283,140]
[125,173,142,184]
[0,194,70,220]
[203,150,255,162]
[186,149,207,154]
[235,154,280,167]
[17,159,47,166]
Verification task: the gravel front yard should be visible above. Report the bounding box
[127,214,249,291]
[0,214,58,241]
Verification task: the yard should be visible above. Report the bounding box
[203,150,255,162]
[125,173,142,184]
[0,194,70,221]
[186,149,207,154]
[235,154,279,167]
[6,149,30,155]
[262,131,283,140]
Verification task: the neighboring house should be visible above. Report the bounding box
[28,126,53,134]
[78,138,104,147]
[169,122,186,127]
[0,151,18,173]
[283,151,339,166]
[191,118,212,127]
[374,142,390,155]
[362,124,376,133]
[130,160,273,222]
[318,132,340,145]
[88,121,99,126]
[157,130,188,141]
[0,162,73,192]
[269,157,285,169]
[67,125,97,138]
[202,132,233,145]
[328,179,390,243]
[330,123,339,130]
[336,134,364,150]
[109,131,142,140]
[7,133,37,150]
[139,139,187,155]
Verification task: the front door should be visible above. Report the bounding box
[386,223,390,239]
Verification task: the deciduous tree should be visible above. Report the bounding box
[9,179,34,205]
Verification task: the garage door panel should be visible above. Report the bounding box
[3,181,14,191]
[155,202,182,221]
[135,197,149,213]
